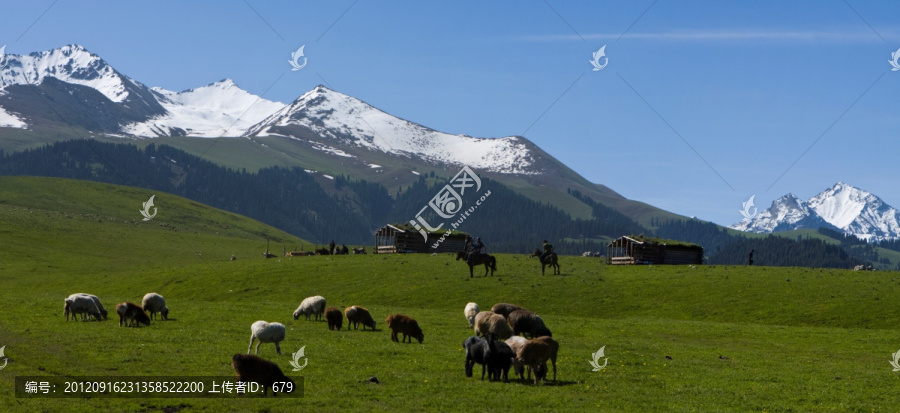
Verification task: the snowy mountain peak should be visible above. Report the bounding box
[733,183,900,241]
[0,44,131,102]
[246,85,540,174]
[124,78,285,138]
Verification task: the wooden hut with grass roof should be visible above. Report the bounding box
[374,223,469,254]
[607,235,703,265]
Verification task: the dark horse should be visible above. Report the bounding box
[455,251,497,278]
[530,249,560,275]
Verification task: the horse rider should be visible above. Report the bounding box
[540,240,554,262]
[464,235,473,253]
[470,237,485,259]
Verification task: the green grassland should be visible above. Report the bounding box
[2,177,900,412]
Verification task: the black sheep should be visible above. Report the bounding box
[231,354,294,397]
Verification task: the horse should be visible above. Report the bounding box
[315,247,331,255]
[455,251,497,278]
[353,247,367,254]
[530,249,560,275]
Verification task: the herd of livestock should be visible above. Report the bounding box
[63,276,560,395]
[63,294,558,394]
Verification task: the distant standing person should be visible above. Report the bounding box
[540,240,554,262]
[748,249,754,266]
[329,240,336,255]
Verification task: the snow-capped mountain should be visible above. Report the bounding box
[0,45,542,174]
[0,44,166,130]
[0,43,680,228]
[245,85,539,174]
[0,45,281,136]
[0,44,132,102]
[123,79,285,137]
[733,183,900,241]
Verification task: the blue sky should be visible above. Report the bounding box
[3,1,900,228]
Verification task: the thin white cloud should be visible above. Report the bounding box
[520,29,895,43]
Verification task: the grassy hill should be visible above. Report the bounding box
[1,177,899,411]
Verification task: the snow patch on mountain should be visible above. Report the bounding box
[0,44,130,102]
[122,79,284,137]
[0,105,26,128]
[247,86,538,174]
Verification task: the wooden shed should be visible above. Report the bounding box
[374,224,468,254]
[607,236,703,265]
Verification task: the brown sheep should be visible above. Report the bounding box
[231,354,295,397]
[473,311,513,340]
[385,314,424,343]
[324,307,343,331]
[507,309,552,338]
[344,306,376,331]
[491,303,525,318]
[515,336,559,384]
[116,302,150,327]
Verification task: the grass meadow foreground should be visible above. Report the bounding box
[1,177,900,411]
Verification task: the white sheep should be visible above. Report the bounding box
[68,293,108,320]
[505,336,529,380]
[473,311,513,340]
[293,295,326,321]
[64,293,103,321]
[142,292,169,320]
[248,320,286,355]
[464,302,480,328]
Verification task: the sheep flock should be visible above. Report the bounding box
[59,270,566,394]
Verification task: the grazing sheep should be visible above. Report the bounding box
[491,303,525,318]
[489,340,514,382]
[507,309,552,338]
[533,336,559,382]
[116,302,150,327]
[515,336,559,384]
[141,292,169,321]
[385,314,424,343]
[344,306,376,331]
[64,294,103,322]
[463,335,491,380]
[505,336,528,380]
[293,296,326,321]
[231,354,294,397]
[80,293,108,321]
[473,311,513,340]
[248,320,286,355]
[324,307,343,331]
[464,302,480,328]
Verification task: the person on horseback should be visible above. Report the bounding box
[471,237,485,260]
[540,240,554,262]
[464,235,473,253]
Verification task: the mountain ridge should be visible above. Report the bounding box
[0,44,683,227]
